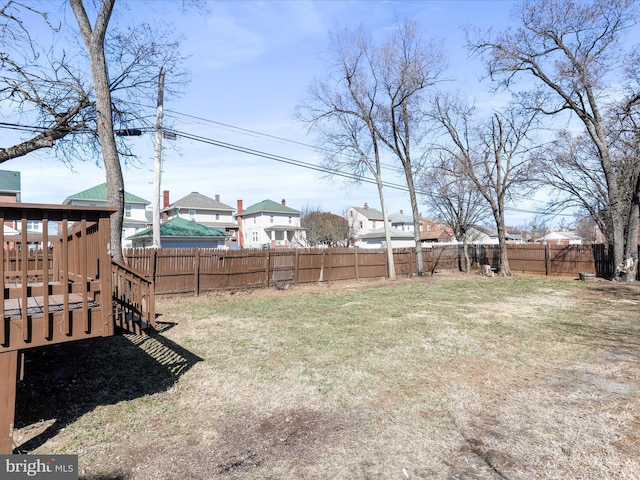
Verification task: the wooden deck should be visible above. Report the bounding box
[0,203,155,454]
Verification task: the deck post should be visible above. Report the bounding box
[0,349,19,454]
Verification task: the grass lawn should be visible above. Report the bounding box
[14,274,640,479]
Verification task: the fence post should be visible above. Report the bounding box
[152,248,158,284]
[265,251,270,288]
[194,249,201,296]
[354,248,359,281]
[294,249,300,285]
[545,243,550,277]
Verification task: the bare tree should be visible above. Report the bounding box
[420,155,490,272]
[0,1,185,164]
[433,95,540,276]
[298,26,396,279]
[1,0,186,261]
[374,19,447,276]
[470,0,640,280]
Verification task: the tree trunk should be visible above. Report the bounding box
[494,209,511,277]
[618,175,640,282]
[70,0,125,263]
[377,179,396,280]
[403,162,424,276]
[463,237,470,273]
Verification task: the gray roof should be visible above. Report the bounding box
[389,212,415,224]
[351,206,384,221]
[361,227,415,240]
[165,192,235,212]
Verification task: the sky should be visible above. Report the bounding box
[2,0,553,227]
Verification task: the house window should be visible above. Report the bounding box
[125,205,132,218]
[270,215,274,223]
[26,220,40,231]
[253,217,256,224]
[372,221,376,229]
[427,224,432,231]
[252,232,259,242]
[215,213,220,221]
[288,216,292,224]
[189,209,196,221]
[359,221,363,229]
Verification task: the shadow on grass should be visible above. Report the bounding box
[14,321,202,453]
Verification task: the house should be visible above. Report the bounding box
[345,203,387,244]
[389,210,423,232]
[357,227,416,249]
[0,170,20,204]
[420,218,455,243]
[128,216,229,249]
[466,225,499,244]
[162,191,238,244]
[235,199,305,248]
[63,183,150,247]
[0,170,22,232]
[466,225,522,244]
[540,230,582,245]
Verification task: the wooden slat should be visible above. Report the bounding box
[0,211,5,347]
[42,216,50,338]
[80,216,89,332]
[20,218,28,342]
[61,216,70,335]
[0,350,19,454]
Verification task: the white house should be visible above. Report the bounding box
[540,230,583,245]
[235,199,305,248]
[63,183,150,248]
[389,210,423,232]
[345,203,387,244]
[357,227,416,249]
[162,191,238,244]
[466,225,499,245]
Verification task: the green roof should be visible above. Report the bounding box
[240,199,300,215]
[0,171,20,193]
[129,216,228,239]
[65,183,149,205]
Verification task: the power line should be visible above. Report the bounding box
[0,118,569,217]
[165,127,567,217]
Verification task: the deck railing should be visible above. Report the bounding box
[0,203,116,352]
[112,260,155,335]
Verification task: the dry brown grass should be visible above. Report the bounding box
[13,274,640,479]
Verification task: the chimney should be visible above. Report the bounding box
[364,202,369,210]
[237,199,244,248]
[281,199,286,206]
[215,194,220,202]
[163,190,170,222]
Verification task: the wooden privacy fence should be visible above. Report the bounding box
[125,243,620,296]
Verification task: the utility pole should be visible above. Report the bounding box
[153,67,165,248]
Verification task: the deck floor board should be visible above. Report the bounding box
[4,294,96,318]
